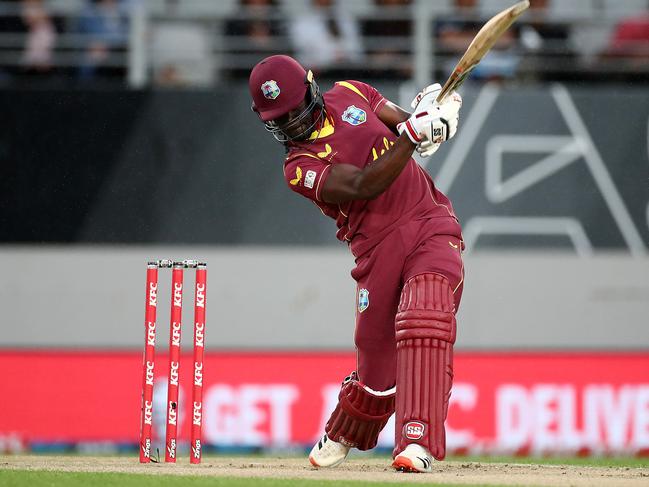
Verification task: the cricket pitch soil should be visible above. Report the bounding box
[2,455,649,486]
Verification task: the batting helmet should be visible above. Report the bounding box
[249,55,325,143]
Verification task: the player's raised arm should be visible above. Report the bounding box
[376,100,411,133]
[320,134,416,204]
[321,91,462,205]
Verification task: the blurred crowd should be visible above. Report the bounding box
[0,0,648,86]
[0,0,131,83]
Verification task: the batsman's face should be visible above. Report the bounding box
[273,99,315,141]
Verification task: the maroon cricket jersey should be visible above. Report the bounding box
[283,80,461,258]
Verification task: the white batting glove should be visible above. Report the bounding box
[425,91,462,142]
[410,84,456,157]
[410,83,442,111]
[395,83,443,144]
[397,92,462,148]
[416,139,442,157]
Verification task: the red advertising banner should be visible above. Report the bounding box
[1,351,648,455]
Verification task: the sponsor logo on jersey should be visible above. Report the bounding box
[342,105,367,126]
[261,80,280,100]
[358,288,369,313]
[290,166,302,186]
[404,421,425,440]
[305,170,317,189]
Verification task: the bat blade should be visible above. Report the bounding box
[436,0,530,103]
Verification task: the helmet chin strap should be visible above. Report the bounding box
[265,71,326,144]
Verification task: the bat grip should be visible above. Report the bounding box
[435,88,451,104]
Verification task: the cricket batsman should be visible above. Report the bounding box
[249,55,464,473]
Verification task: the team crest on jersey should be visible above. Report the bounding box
[261,80,280,100]
[358,288,369,313]
[342,105,367,126]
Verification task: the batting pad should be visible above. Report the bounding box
[325,373,395,451]
[394,273,456,460]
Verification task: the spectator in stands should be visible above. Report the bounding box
[77,0,130,81]
[361,0,413,79]
[288,0,363,77]
[224,0,285,78]
[20,0,57,74]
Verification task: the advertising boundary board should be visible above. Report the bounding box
[1,350,648,456]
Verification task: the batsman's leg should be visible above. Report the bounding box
[309,372,395,468]
[392,273,456,472]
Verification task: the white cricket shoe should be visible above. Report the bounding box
[392,443,433,473]
[308,434,350,468]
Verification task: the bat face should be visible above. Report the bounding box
[437,0,530,103]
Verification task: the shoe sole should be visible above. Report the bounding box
[392,456,428,473]
[309,455,346,469]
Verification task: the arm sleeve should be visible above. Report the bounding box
[343,80,388,114]
[283,155,332,203]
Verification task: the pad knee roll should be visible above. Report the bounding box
[325,372,395,451]
[394,273,456,460]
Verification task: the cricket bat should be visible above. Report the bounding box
[436,0,530,103]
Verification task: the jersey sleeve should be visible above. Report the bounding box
[283,154,332,203]
[338,80,388,114]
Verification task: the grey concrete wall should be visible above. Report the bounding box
[0,246,647,350]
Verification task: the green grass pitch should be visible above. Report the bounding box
[1,455,647,487]
[1,471,409,487]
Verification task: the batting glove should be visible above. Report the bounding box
[407,84,463,157]
[410,83,443,111]
[416,139,442,157]
[397,92,462,148]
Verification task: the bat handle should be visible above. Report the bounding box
[435,87,452,104]
[436,66,476,104]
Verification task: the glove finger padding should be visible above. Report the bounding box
[417,140,441,157]
[410,83,442,110]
